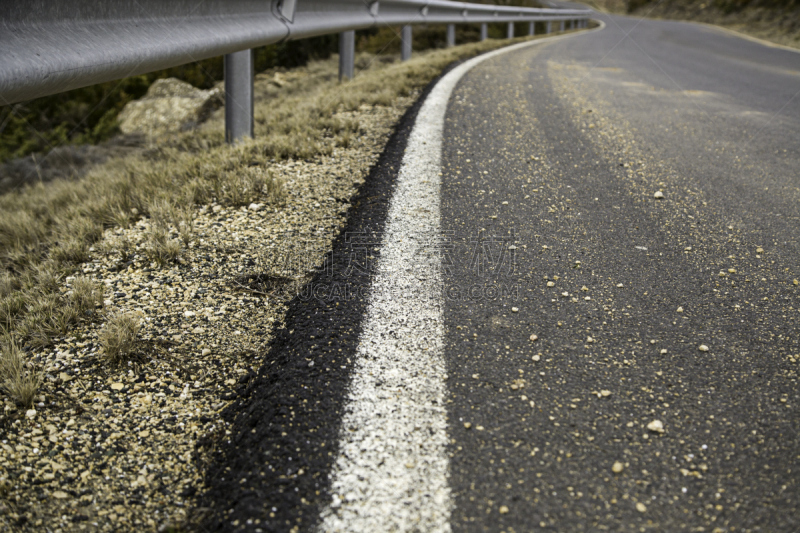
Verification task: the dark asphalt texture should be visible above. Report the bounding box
[442,13,799,533]
[196,14,800,533]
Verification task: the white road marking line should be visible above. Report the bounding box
[318,28,601,533]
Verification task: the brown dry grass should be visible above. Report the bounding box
[0,338,41,407]
[99,311,142,364]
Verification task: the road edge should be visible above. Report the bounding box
[316,22,606,533]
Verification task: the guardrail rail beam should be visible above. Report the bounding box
[0,0,592,144]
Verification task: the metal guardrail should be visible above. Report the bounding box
[0,0,591,142]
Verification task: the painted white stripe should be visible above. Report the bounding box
[319,27,602,533]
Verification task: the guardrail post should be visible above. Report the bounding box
[507,22,514,39]
[560,20,565,32]
[546,21,551,34]
[339,30,355,81]
[529,21,535,36]
[401,25,412,61]
[447,24,456,47]
[480,23,488,41]
[224,49,254,143]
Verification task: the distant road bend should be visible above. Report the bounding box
[206,11,800,533]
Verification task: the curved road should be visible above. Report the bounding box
[441,12,799,532]
[201,12,800,533]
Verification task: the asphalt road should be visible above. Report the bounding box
[200,13,800,533]
[442,13,799,532]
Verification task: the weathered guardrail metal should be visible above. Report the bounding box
[0,0,591,142]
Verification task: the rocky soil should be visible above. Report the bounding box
[0,94,416,532]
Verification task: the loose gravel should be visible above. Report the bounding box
[0,95,414,532]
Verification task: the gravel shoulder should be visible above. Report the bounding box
[0,88,412,533]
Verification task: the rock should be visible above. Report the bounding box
[25,409,36,418]
[248,203,262,212]
[118,78,223,136]
[636,502,647,512]
[600,390,611,397]
[698,344,709,352]
[612,461,624,473]
[616,283,623,288]
[511,307,519,313]
[499,505,509,514]
[110,383,124,391]
[756,247,764,254]
[529,334,538,342]
[653,191,664,199]
[463,422,472,429]
[676,306,684,313]
[532,355,540,362]
[52,490,69,499]
[547,281,555,287]
[270,72,287,87]
[201,348,212,356]
[646,420,664,433]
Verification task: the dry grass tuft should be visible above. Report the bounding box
[145,227,183,265]
[100,312,141,364]
[0,338,41,407]
[70,276,105,315]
